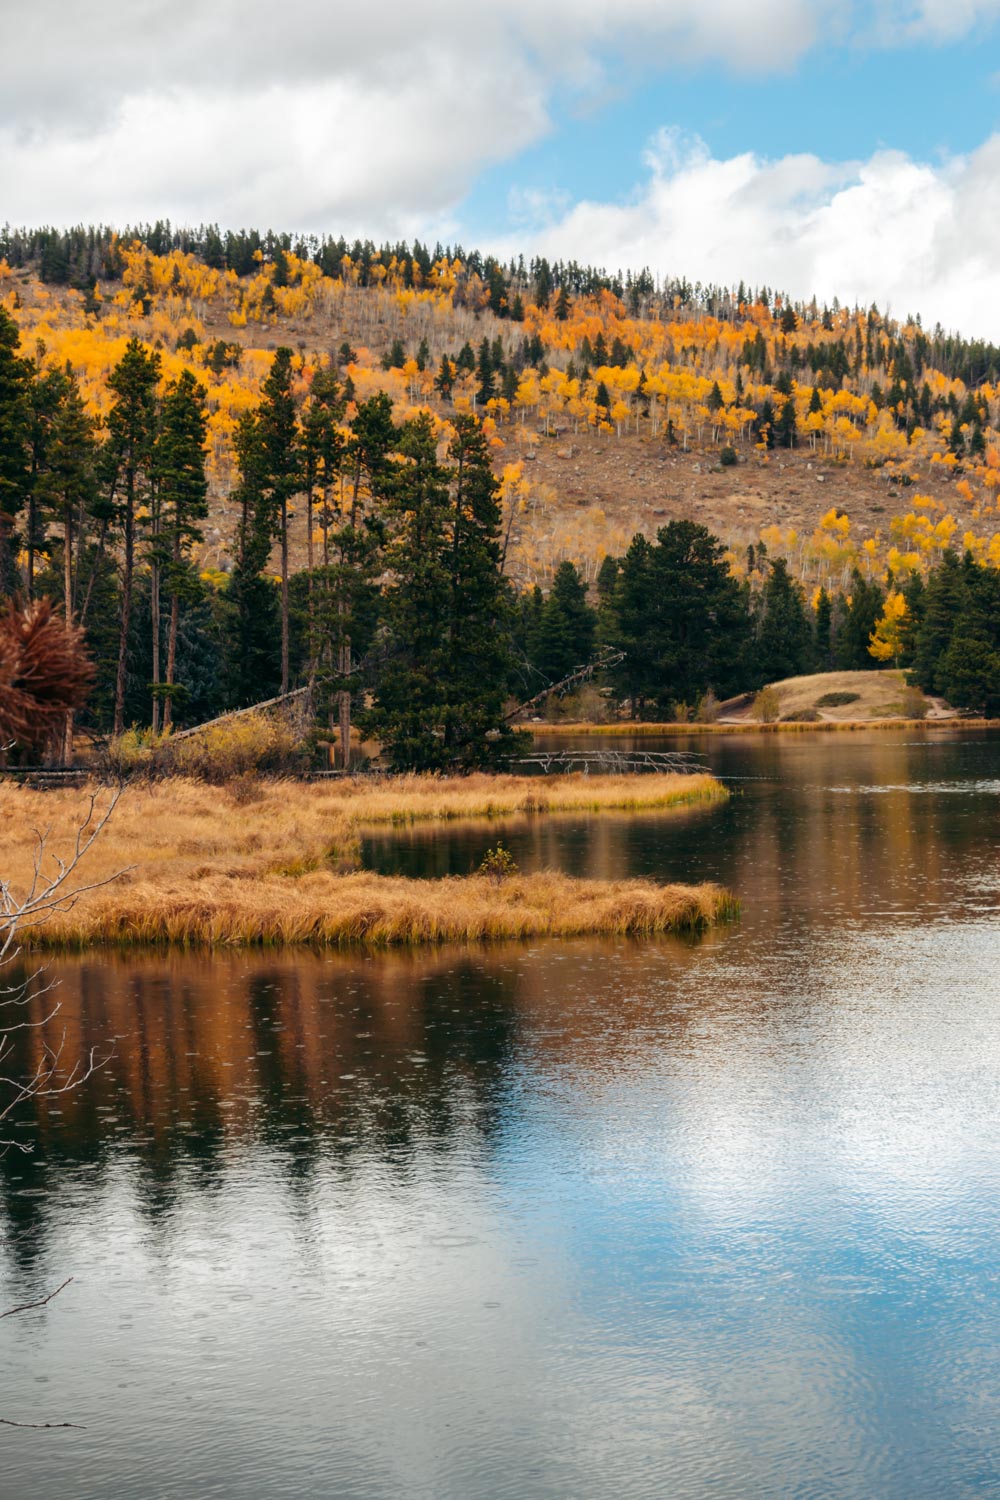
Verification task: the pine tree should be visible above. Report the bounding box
[155,370,208,729]
[24,363,67,598]
[105,338,161,734]
[609,522,749,716]
[0,308,31,597]
[372,412,453,769]
[554,285,570,321]
[476,339,495,406]
[838,569,885,669]
[775,396,797,449]
[814,587,833,668]
[374,413,516,769]
[301,363,344,580]
[257,348,301,693]
[322,393,393,768]
[754,559,812,682]
[434,355,455,400]
[33,368,99,757]
[530,562,596,684]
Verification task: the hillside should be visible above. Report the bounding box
[3,227,1000,592]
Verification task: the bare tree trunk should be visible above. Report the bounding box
[62,514,74,763]
[26,494,36,601]
[113,486,134,738]
[338,635,351,772]
[280,498,289,694]
[163,534,180,732]
[150,555,160,735]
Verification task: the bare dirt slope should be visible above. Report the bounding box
[721,670,944,723]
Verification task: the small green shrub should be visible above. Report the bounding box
[815,690,861,708]
[781,709,821,722]
[479,843,519,884]
[719,445,738,467]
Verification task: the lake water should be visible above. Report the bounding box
[3,730,1000,1499]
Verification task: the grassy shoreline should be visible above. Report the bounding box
[3,772,733,950]
[531,717,1000,736]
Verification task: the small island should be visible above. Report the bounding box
[2,772,735,950]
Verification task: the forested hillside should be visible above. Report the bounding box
[3,221,1000,758]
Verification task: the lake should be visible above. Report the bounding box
[3,729,1000,1498]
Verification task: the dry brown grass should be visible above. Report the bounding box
[0,772,731,949]
[30,869,736,950]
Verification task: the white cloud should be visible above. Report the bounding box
[868,0,1000,42]
[2,0,997,338]
[505,130,1000,338]
[0,0,822,234]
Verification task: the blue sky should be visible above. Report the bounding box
[464,36,1000,242]
[3,1,1000,334]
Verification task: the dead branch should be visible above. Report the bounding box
[0,1419,86,1430]
[1,1278,73,1320]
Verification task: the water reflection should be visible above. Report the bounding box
[1,730,1000,1499]
[365,729,1000,928]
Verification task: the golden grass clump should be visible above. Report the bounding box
[33,870,737,950]
[0,771,733,951]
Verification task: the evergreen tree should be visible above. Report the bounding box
[595,381,612,418]
[554,285,570,321]
[0,307,31,596]
[321,393,393,767]
[754,559,813,682]
[155,370,208,729]
[936,558,1000,712]
[911,551,965,692]
[775,395,797,448]
[609,522,749,716]
[434,355,455,399]
[24,363,68,597]
[31,368,100,756]
[476,339,495,406]
[838,569,885,669]
[104,338,161,734]
[757,398,776,449]
[530,562,596,684]
[814,586,833,668]
[301,362,345,580]
[940,635,1000,715]
[373,413,516,770]
[257,348,302,693]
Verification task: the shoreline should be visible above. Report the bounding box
[527,717,1000,736]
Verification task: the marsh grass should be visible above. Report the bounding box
[33,870,737,950]
[1,772,733,950]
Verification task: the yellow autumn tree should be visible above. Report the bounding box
[869,591,908,667]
